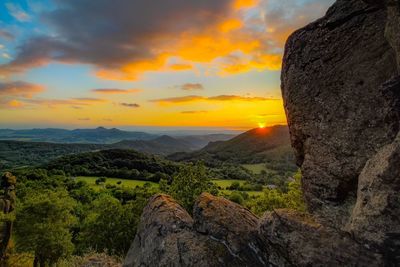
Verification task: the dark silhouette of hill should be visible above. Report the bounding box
[168,125,296,169]
[0,127,156,144]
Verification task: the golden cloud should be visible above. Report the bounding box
[92,88,141,94]
[150,94,279,105]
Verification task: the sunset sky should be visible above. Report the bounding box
[0,0,334,131]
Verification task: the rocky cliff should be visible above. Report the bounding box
[124,0,400,266]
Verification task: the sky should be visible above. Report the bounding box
[0,0,334,131]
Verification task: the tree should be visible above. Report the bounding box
[163,162,218,212]
[15,189,76,267]
[95,177,106,185]
[78,194,144,255]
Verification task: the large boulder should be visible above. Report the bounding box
[259,209,382,266]
[346,126,400,256]
[281,0,400,226]
[123,193,268,267]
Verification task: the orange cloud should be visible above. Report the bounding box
[0,81,44,98]
[92,88,141,94]
[181,110,208,114]
[7,99,24,108]
[150,94,279,105]
[0,0,332,81]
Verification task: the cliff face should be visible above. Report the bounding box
[124,0,400,266]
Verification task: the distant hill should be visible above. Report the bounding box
[0,127,157,144]
[111,135,197,155]
[175,134,236,149]
[45,149,180,182]
[0,133,232,170]
[168,125,296,171]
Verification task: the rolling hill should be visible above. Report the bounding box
[0,133,235,170]
[0,127,157,144]
[168,125,296,170]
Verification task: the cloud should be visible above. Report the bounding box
[0,0,333,79]
[181,110,208,114]
[120,102,140,108]
[179,83,204,91]
[24,97,106,108]
[150,94,278,104]
[5,3,31,22]
[0,81,44,98]
[78,118,90,121]
[7,99,24,108]
[0,30,15,41]
[2,53,11,59]
[92,88,141,94]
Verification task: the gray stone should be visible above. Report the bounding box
[123,193,269,267]
[347,120,400,254]
[259,209,382,266]
[281,0,399,226]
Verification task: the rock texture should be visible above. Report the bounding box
[125,0,400,266]
[259,209,381,266]
[123,193,268,267]
[347,130,400,253]
[281,0,400,227]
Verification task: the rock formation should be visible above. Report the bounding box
[123,193,268,267]
[124,0,400,266]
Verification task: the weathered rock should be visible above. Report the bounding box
[193,193,268,265]
[124,193,268,267]
[259,209,382,266]
[347,122,400,255]
[385,0,400,72]
[281,0,400,226]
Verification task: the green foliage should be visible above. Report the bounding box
[162,162,218,212]
[246,171,306,215]
[45,149,179,182]
[15,189,77,265]
[95,177,107,185]
[228,191,245,205]
[77,194,144,256]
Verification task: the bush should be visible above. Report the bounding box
[162,162,219,212]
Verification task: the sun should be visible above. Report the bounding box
[258,122,266,128]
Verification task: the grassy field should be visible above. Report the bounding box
[214,180,264,196]
[75,176,263,196]
[212,179,247,189]
[76,176,158,190]
[241,163,267,174]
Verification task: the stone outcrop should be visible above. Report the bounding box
[259,209,381,266]
[123,193,268,267]
[346,131,400,255]
[125,0,400,266]
[281,0,399,227]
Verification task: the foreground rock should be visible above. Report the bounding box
[259,209,381,266]
[281,0,399,227]
[123,193,268,267]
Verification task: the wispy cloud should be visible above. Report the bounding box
[180,110,208,114]
[78,118,90,121]
[120,102,140,108]
[179,83,204,91]
[5,3,31,22]
[150,94,279,104]
[0,81,44,98]
[92,88,141,94]
[0,30,15,41]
